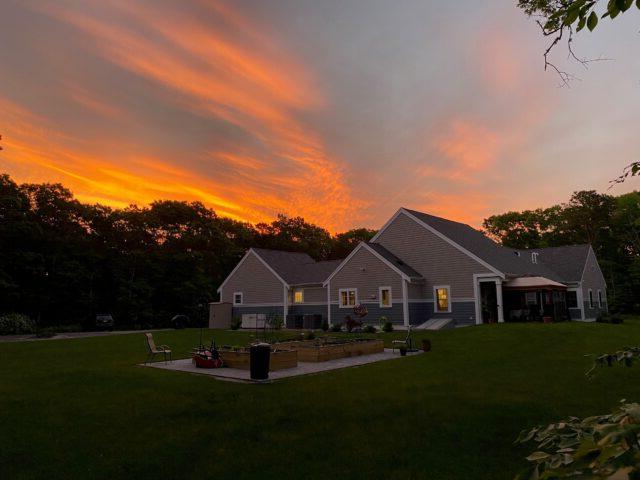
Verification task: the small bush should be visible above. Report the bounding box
[0,313,35,335]
[269,315,284,330]
[330,323,342,332]
[305,330,315,340]
[321,321,329,332]
[230,317,242,330]
[382,321,394,333]
[597,313,624,324]
[36,327,56,338]
[362,325,377,333]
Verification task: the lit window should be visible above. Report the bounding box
[233,292,243,305]
[434,286,450,313]
[379,287,392,308]
[339,288,357,308]
[294,289,304,304]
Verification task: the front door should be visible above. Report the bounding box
[480,281,498,323]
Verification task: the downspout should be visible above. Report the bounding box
[327,280,332,326]
[402,279,409,327]
[283,285,288,327]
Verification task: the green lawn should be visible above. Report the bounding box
[2,321,640,480]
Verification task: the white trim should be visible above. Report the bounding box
[408,298,475,303]
[323,241,414,286]
[433,285,452,313]
[217,249,288,293]
[597,289,603,308]
[338,288,358,308]
[576,285,585,320]
[496,279,504,323]
[327,280,331,326]
[233,292,243,305]
[588,288,594,309]
[283,285,288,323]
[402,280,409,326]
[379,286,393,308]
[371,209,504,278]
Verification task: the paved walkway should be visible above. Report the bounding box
[143,348,422,383]
[0,329,171,343]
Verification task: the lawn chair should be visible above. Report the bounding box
[144,333,172,364]
[392,326,413,353]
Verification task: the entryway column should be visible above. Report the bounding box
[402,279,409,327]
[283,285,288,326]
[327,280,332,326]
[496,279,504,323]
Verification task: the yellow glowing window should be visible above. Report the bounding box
[435,287,450,312]
[340,288,357,308]
[294,289,304,304]
[380,287,392,307]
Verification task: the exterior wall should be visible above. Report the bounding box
[331,303,404,325]
[329,247,403,303]
[231,305,283,321]
[408,301,477,327]
[220,252,284,305]
[581,247,608,319]
[329,246,404,324]
[290,286,326,304]
[374,212,492,298]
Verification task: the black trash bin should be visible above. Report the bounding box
[250,343,271,380]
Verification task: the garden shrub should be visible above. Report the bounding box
[230,317,242,330]
[382,321,394,333]
[269,315,284,330]
[0,313,35,335]
[362,325,376,333]
[305,330,315,340]
[330,323,342,332]
[321,321,329,332]
[36,327,56,338]
[597,313,624,324]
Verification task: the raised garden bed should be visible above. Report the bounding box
[274,338,384,362]
[219,348,298,371]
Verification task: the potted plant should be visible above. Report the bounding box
[399,346,407,357]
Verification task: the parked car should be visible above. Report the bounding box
[95,313,114,331]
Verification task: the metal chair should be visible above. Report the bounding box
[144,333,172,364]
[392,325,413,352]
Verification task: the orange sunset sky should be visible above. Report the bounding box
[1,0,639,232]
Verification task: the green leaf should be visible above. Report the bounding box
[587,11,598,30]
[526,451,551,463]
[577,15,587,31]
[564,7,581,25]
[637,0,640,9]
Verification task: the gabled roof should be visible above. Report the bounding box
[251,248,340,286]
[365,243,422,279]
[323,241,423,286]
[392,208,590,283]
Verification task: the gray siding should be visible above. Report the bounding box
[408,301,476,327]
[220,252,284,304]
[291,286,326,304]
[375,212,491,298]
[581,247,608,319]
[331,304,404,325]
[329,246,403,303]
[232,305,283,319]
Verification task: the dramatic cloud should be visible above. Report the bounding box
[1,0,639,231]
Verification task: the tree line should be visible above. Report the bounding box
[1,172,638,328]
[0,173,375,328]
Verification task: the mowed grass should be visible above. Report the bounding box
[2,322,640,480]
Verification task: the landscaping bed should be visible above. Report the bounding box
[274,338,384,362]
[219,347,298,371]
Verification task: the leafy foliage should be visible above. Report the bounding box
[483,190,640,313]
[586,346,640,377]
[0,313,35,335]
[515,401,640,479]
[0,173,375,329]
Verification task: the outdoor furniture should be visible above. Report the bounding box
[392,326,413,353]
[144,332,172,364]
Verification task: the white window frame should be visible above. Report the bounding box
[339,288,358,308]
[433,285,452,313]
[233,292,243,305]
[379,286,392,308]
[588,289,594,309]
[598,289,603,308]
[293,288,304,304]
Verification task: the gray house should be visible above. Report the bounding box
[213,208,608,329]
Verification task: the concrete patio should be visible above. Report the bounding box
[142,348,422,383]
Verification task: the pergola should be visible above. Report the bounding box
[503,276,568,322]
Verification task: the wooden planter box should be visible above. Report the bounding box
[275,339,384,362]
[219,348,297,371]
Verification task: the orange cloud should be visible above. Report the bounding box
[5,1,362,232]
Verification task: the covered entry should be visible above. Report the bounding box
[503,276,568,322]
